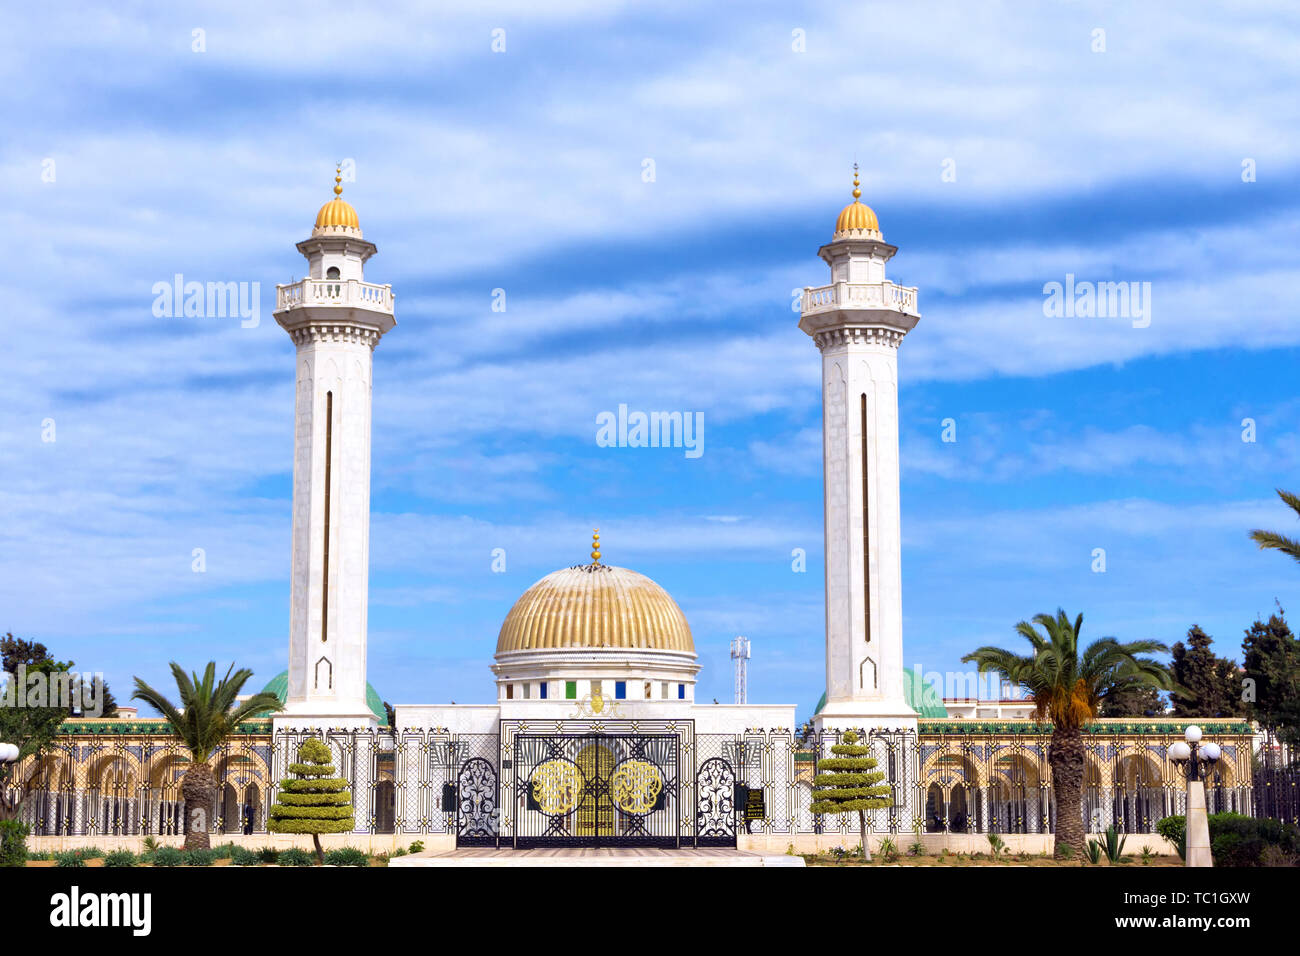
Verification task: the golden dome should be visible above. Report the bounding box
[313,166,361,234]
[495,561,695,655]
[833,164,881,238]
[315,198,359,230]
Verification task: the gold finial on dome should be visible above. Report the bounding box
[313,163,361,234]
[591,529,601,564]
[833,162,880,238]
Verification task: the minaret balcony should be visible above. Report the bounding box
[275,278,395,315]
[801,280,919,319]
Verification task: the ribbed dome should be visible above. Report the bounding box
[834,199,879,236]
[496,564,695,655]
[314,197,360,231]
[832,164,881,238]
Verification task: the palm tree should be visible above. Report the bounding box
[961,609,1174,858]
[1249,488,1300,564]
[132,662,282,850]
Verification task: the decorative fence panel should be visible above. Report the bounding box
[6,719,1267,841]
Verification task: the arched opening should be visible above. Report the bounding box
[1113,755,1164,832]
[91,756,138,835]
[244,783,262,833]
[1078,756,1100,831]
[991,754,1039,833]
[325,266,341,279]
[947,784,970,833]
[222,783,240,834]
[374,780,396,834]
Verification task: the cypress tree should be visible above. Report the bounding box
[268,738,355,864]
[810,730,893,860]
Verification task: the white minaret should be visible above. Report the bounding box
[272,167,395,728]
[802,166,919,733]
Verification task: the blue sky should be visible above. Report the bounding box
[3,2,1299,721]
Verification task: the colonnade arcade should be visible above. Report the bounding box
[916,720,1253,835]
[5,717,1257,839]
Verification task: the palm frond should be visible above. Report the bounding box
[131,661,280,764]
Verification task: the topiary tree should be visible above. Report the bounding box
[268,738,355,864]
[809,730,893,860]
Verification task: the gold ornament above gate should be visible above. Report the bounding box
[610,759,663,815]
[530,759,583,816]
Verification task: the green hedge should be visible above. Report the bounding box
[0,820,29,867]
[229,847,260,867]
[817,757,881,771]
[276,791,352,807]
[812,772,886,788]
[150,846,184,867]
[278,778,351,792]
[1155,816,1186,858]
[270,804,355,821]
[324,847,369,867]
[287,762,338,777]
[267,818,356,835]
[1156,813,1300,866]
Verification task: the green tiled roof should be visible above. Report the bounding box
[917,719,1253,736]
[256,670,388,726]
[58,719,272,736]
[813,667,948,718]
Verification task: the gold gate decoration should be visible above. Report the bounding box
[529,759,582,816]
[610,759,663,815]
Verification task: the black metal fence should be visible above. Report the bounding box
[17,722,1290,843]
[1252,733,1300,826]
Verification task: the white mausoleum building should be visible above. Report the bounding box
[7,170,1256,854]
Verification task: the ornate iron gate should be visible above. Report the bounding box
[696,756,737,846]
[513,733,680,848]
[456,757,498,846]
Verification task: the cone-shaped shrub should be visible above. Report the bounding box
[809,730,893,860]
[268,738,354,863]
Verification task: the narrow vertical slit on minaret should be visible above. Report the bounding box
[322,390,333,645]
[861,392,871,645]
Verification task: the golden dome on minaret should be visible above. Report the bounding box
[494,532,695,655]
[833,164,881,238]
[313,165,361,236]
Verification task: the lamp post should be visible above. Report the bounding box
[1169,725,1220,867]
[0,743,20,820]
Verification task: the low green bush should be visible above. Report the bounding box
[1155,815,1186,859]
[211,843,239,859]
[229,847,260,866]
[1210,812,1300,867]
[103,850,138,868]
[182,848,215,867]
[150,846,184,867]
[54,850,86,867]
[256,846,280,863]
[324,847,369,867]
[277,847,314,867]
[1156,813,1300,867]
[0,820,30,867]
